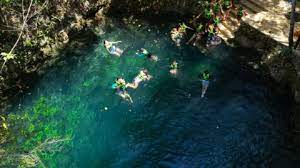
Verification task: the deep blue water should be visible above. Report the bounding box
[11,20,286,167]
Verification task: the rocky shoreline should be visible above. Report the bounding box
[0,0,111,113]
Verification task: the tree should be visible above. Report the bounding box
[289,0,296,49]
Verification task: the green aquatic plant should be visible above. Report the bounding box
[1,96,73,167]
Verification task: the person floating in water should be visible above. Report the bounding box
[199,70,211,98]
[169,61,178,75]
[170,23,192,46]
[126,69,152,89]
[136,48,158,62]
[104,40,123,57]
[112,77,133,103]
[171,27,183,46]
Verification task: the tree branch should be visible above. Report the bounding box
[1,0,34,73]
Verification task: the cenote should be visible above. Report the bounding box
[7,19,289,167]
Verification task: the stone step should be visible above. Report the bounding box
[246,0,268,12]
[249,0,296,14]
[227,12,240,25]
[218,23,234,40]
[240,0,263,14]
[222,19,238,33]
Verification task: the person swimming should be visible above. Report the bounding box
[126,69,152,89]
[169,61,178,75]
[171,27,184,46]
[112,77,133,103]
[136,48,158,62]
[104,40,124,57]
[199,70,211,98]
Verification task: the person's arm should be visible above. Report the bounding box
[105,47,111,53]
[111,41,122,44]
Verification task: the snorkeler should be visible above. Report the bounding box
[126,69,152,89]
[136,48,158,62]
[169,61,178,75]
[104,40,124,57]
[112,77,133,103]
[199,70,211,98]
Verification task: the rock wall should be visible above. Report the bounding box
[0,0,112,112]
[232,21,300,131]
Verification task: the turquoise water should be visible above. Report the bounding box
[10,20,286,167]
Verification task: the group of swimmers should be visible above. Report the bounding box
[104,39,211,103]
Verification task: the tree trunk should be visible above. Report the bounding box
[289,0,296,49]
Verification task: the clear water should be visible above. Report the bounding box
[10,20,286,167]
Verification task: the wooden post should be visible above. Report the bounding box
[289,0,296,49]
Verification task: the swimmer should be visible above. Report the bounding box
[112,77,133,103]
[169,61,178,75]
[136,48,158,62]
[199,70,211,98]
[126,69,152,89]
[104,40,123,57]
[171,27,184,46]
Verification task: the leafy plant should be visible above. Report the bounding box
[1,52,16,61]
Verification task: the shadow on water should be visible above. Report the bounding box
[9,18,291,167]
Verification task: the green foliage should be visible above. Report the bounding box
[213,3,220,14]
[213,17,221,25]
[1,52,16,61]
[23,39,35,47]
[0,0,13,5]
[196,24,204,32]
[204,8,212,19]
[4,96,72,166]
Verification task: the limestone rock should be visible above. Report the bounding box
[58,30,69,44]
[95,8,105,22]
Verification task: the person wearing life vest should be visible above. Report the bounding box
[136,48,158,62]
[104,40,124,57]
[199,70,211,98]
[126,69,152,89]
[237,7,247,22]
[112,77,133,103]
[171,27,183,46]
[169,61,178,75]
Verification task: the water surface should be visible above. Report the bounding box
[11,20,286,167]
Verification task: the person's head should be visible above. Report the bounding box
[150,55,158,62]
[204,70,209,75]
[141,48,145,52]
[142,69,148,75]
[172,60,177,64]
[118,78,125,84]
[104,40,108,46]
